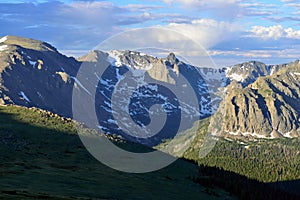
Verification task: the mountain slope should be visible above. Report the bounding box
[1,35,300,141]
[219,60,300,140]
[0,36,223,145]
[77,49,225,145]
[0,104,234,199]
[0,35,79,117]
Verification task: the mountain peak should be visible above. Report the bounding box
[167,52,178,65]
[0,35,57,52]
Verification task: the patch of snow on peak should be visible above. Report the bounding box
[0,45,8,51]
[71,76,91,95]
[283,131,293,138]
[147,84,158,91]
[270,66,276,75]
[0,36,7,43]
[228,73,244,82]
[29,60,37,67]
[294,72,300,76]
[199,68,226,81]
[107,50,123,67]
[37,92,43,99]
[133,60,153,71]
[19,91,30,102]
[224,67,232,74]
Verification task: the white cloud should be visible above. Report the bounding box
[209,50,274,58]
[160,0,280,20]
[281,0,298,3]
[286,28,300,39]
[0,1,175,50]
[160,0,245,20]
[249,25,300,40]
[164,19,241,48]
[282,2,300,9]
[208,48,300,66]
[122,4,164,11]
[163,0,240,6]
[251,25,285,40]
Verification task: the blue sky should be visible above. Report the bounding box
[1,0,300,66]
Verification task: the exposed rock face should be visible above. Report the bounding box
[226,61,286,87]
[218,60,300,140]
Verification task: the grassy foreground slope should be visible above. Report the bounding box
[0,105,232,199]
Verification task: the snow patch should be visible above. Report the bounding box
[228,73,244,82]
[71,76,91,95]
[283,131,293,138]
[224,67,232,74]
[0,45,8,51]
[0,36,7,43]
[270,67,276,75]
[37,92,43,99]
[199,68,226,81]
[227,130,268,139]
[294,72,300,76]
[224,137,233,142]
[146,84,158,91]
[251,132,268,139]
[228,131,240,136]
[19,91,30,102]
[29,60,36,67]
[107,119,115,124]
[107,50,123,67]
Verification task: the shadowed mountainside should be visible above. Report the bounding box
[1,105,300,199]
[0,105,233,200]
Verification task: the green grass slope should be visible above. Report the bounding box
[0,105,232,199]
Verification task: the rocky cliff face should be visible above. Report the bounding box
[226,61,286,87]
[218,60,300,140]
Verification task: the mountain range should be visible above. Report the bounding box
[1,35,300,143]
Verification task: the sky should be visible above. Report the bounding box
[1,0,300,66]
